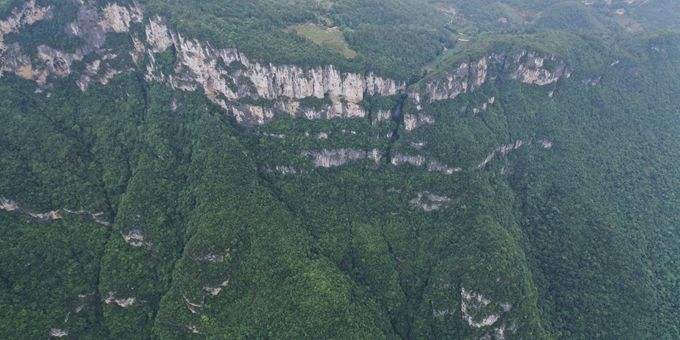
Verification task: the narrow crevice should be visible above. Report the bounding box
[378,221,410,339]
[385,93,408,165]
[151,212,192,336]
[78,126,118,339]
[406,263,433,340]
[497,58,515,144]
[134,79,198,334]
[93,72,151,336]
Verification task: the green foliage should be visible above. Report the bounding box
[286,23,358,59]
[1,1,679,339]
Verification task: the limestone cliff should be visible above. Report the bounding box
[0,1,403,125]
[0,0,562,176]
[0,1,571,128]
[423,52,569,104]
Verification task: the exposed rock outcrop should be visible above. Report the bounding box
[302,149,382,168]
[0,1,140,85]
[77,54,122,91]
[0,1,404,125]
[409,91,423,111]
[410,192,452,212]
[100,3,144,34]
[403,113,435,132]
[512,52,568,86]
[478,140,529,169]
[62,209,112,227]
[204,280,229,297]
[473,96,496,115]
[0,198,19,212]
[49,328,68,338]
[122,229,151,248]
[426,60,478,102]
[461,288,500,328]
[0,0,53,83]
[0,1,563,184]
[0,0,573,137]
[28,210,62,221]
[427,161,462,175]
[390,153,426,167]
[196,254,227,263]
[186,324,201,334]
[425,52,568,103]
[538,138,554,149]
[0,0,52,52]
[105,292,136,308]
[461,288,514,339]
[262,165,299,175]
[1,197,111,225]
[391,153,461,174]
[372,109,393,124]
[183,296,202,314]
[138,18,403,124]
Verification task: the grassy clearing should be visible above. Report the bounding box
[286,23,358,59]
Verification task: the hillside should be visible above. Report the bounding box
[0,0,679,338]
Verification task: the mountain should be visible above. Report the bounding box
[0,0,678,338]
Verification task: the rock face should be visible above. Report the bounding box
[263,165,299,175]
[0,0,571,131]
[100,3,144,33]
[0,0,53,84]
[77,54,121,91]
[0,0,561,184]
[391,153,426,167]
[49,328,68,338]
[142,27,404,123]
[0,0,52,52]
[137,14,403,124]
[0,1,404,125]
[461,288,500,328]
[105,292,136,308]
[1,1,145,85]
[303,149,382,168]
[427,161,462,175]
[122,229,151,248]
[372,109,393,124]
[203,280,229,297]
[460,288,514,339]
[478,140,529,169]
[426,58,487,102]
[1,197,112,224]
[62,209,112,227]
[196,254,226,263]
[391,153,461,174]
[0,198,19,212]
[403,113,435,132]
[410,192,451,212]
[512,52,568,86]
[473,96,496,115]
[425,52,568,103]
[183,296,202,314]
[538,138,554,149]
[186,324,201,334]
[28,210,62,221]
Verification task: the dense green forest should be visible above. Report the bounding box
[0,0,679,338]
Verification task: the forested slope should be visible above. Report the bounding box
[0,0,678,338]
